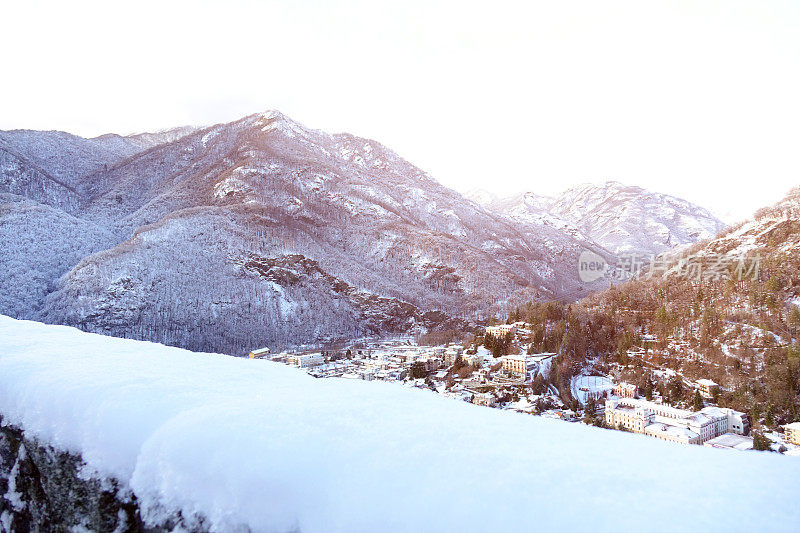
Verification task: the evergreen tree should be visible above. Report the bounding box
[644,378,654,401]
[584,397,596,424]
[789,307,800,337]
[766,276,782,294]
[409,361,427,379]
[693,389,703,411]
[669,375,684,402]
[753,431,772,451]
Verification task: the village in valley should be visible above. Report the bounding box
[248,322,800,455]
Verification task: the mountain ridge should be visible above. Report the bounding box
[2,110,722,355]
[478,180,726,257]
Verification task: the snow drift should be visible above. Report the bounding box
[0,316,798,532]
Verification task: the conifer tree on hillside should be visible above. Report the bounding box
[753,431,772,451]
[693,389,703,411]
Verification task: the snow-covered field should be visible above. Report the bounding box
[1,316,799,532]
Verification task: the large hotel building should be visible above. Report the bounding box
[605,398,750,445]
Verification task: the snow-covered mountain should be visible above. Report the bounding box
[549,181,726,256]
[701,186,800,259]
[464,187,500,207]
[1,316,797,532]
[1,111,612,354]
[483,191,589,241]
[485,182,725,257]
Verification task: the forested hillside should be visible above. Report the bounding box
[2,111,615,354]
[501,188,800,428]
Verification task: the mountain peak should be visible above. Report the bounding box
[488,181,725,256]
[255,109,290,123]
[564,180,642,195]
[238,109,327,144]
[464,188,499,206]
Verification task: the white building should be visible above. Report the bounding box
[359,368,376,381]
[363,358,391,371]
[288,353,324,368]
[605,398,749,445]
[500,354,530,378]
[472,393,495,407]
[418,356,440,372]
[697,379,720,399]
[499,353,555,381]
[443,348,462,366]
[644,422,701,445]
[700,406,750,435]
[485,324,516,338]
[500,355,533,380]
[462,353,484,367]
[473,368,491,383]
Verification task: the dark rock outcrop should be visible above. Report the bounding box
[0,418,211,533]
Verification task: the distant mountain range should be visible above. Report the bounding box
[471,181,726,257]
[1,111,626,354]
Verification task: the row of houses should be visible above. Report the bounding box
[605,397,750,445]
[248,342,475,380]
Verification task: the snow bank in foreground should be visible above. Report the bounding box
[0,316,798,532]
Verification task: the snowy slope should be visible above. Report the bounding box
[485,182,725,257]
[464,187,500,207]
[0,317,798,532]
[0,126,196,191]
[0,126,196,321]
[549,181,726,255]
[701,186,800,258]
[0,194,114,317]
[2,110,616,354]
[485,191,591,241]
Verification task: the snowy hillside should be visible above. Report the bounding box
[701,186,800,259]
[0,194,114,316]
[572,187,800,433]
[484,191,589,240]
[484,182,725,257]
[549,181,726,255]
[2,111,614,354]
[0,317,798,532]
[464,187,500,207]
[0,128,192,194]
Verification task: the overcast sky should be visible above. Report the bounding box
[2,0,799,222]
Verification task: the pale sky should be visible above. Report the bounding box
[2,0,799,222]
